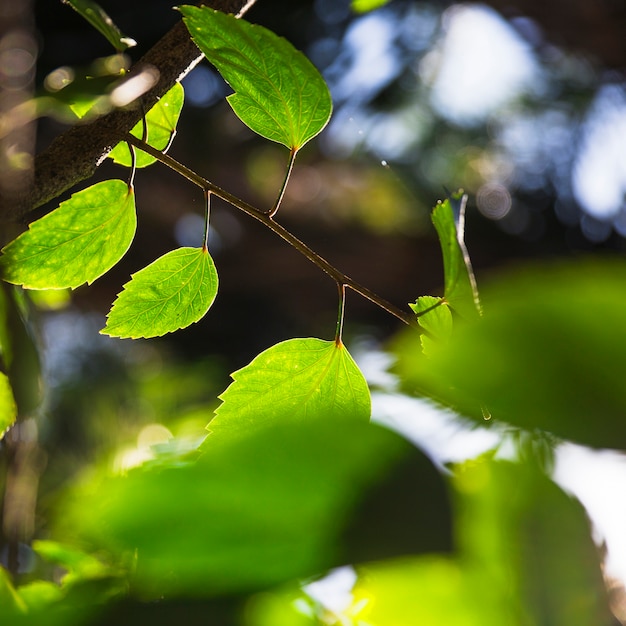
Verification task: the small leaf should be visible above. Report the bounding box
[431,192,479,318]
[207,338,371,440]
[0,373,17,439]
[102,247,218,339]
[180,6,332,150]
[351,0,391,13]
[410,296,452,356]
[0,180,136,290]
[63,0,136,51]
[109,82,184,168]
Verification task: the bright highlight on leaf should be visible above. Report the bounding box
[63,0,136,51]
[0,180,136,290]
[180,6,333,151]
[432,192,480,318]
[109,82,184,168]
[207,338,371,440]
[102,247,218,339]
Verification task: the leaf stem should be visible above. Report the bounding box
[335,282,346,345]
[203,190,211,252]
[124,134,420,329]
[268,148,297,218]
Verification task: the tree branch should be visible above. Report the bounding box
[2,0,258,224]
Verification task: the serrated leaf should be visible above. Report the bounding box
[0,373,17,439]
[432,192,479,318]
[207,338,370,440]
[102,247,218,339]
[409,296,452,356]
[63,0,136,51]
[180,6,332,150]
[0,180,136,290]
[109,82,184,168]
[351,0,391,13]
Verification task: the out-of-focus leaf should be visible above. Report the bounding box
[399,259,626,449]
[16,582,63,612]
[180,6,332,150]
[431,193,479,319]
[351,0,391,12]
[0,373,17,437]
[109,82,184,168]
[102,247,218,339]
[207,338,370,440]
[62,0,136,51]
[59,420,450,597]
[348,459,611,625]
[0,180,136,290]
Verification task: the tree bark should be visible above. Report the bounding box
[1,0,258,224]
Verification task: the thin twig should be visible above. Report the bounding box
[125,134,420,329]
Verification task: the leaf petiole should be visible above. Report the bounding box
[268,148,298,219]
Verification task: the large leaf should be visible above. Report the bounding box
[63,0,136,51]
[109,82,184,168]
[180,6,332,150]
[431,193,479,319]
[0,180,136,290]
[348,459,611,626]
[398,259,626,450]
[58,420,450,597]
[207,338,371,440]
[102,247,218,339]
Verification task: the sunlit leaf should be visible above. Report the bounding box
[431,192,479,319]
[402,259,626,450]
[0,180,136,290]
[351,0,391,13]
[16,582,63,612]
[109,82,184,168]
[63,0,136,51]
[409,296,452,356]
[0,372,16,439]
[59,420,449,596]
[102,247,218,339]
[207,338,370,440]
[180,6,332,150]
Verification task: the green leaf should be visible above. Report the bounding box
[403,259,626,450]
[0,373,16,439]
[102,247,218,339]
[348,459,611,626]
[63,0,136,51]
[180,6,333,150]
[431,192,479,318]
[0,180,136,290]
[59,420,449,597]
[108,82,184,168]
[207,338,371,440]
[409,296,452,356]
[351,0,391,13]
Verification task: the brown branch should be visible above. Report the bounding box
[2,0,258,224]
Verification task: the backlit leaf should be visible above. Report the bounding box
[102,247,218,339]
[180,6,332,150]
[431,192,479,319]
[0,373,16,439]
[59,420,449,596]
[109,82,184,168]
[410,296,452,356]
[207,338,371,440]
[402,259,626,450]
[63,0,136,51]
[0,180,136,290]
[352,0,391,12]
